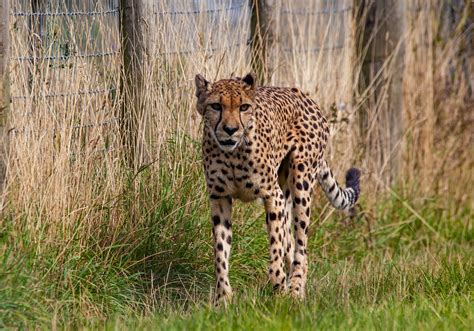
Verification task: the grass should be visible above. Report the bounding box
[110,295,472,331]
[1,138,473,329]
[108,218,473,331]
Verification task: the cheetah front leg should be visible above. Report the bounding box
[210,197,233,305]
[264,188,288,293]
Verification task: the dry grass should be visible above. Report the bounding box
[401,0,473,203]
[4,0,472,244]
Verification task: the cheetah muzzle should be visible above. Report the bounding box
[195,72,361,305]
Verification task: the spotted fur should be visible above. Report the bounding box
[195,72,361,304]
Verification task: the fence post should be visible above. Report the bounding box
[361,0,406,184]
[120,0,144,169]
[251,0,282,83]
[0,0,9,194]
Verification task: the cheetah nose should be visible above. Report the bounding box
[223,125,238,136]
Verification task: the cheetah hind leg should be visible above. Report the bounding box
[278,155,295,287]
[283,187,295,278]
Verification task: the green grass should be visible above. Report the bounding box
[1,139,473,329]
[107,295,472,331]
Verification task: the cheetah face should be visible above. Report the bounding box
[195,73,256,152]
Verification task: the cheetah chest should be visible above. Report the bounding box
[206,152,275,203]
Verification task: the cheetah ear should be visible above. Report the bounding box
[241,72,256,89]
[241,72,256,97]
[195,74,210,97]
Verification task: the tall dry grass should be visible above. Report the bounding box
[402,0,473,205]
[5,1,122,250]
[3,0,473,259]
[265,0,471,209]
[2,0,254,273]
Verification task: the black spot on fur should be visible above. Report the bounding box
[303,180,309,190]
[322,172,329,181]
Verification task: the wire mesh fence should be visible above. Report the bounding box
[134,0,253,155]
[10,0,120,97]
[6,0,357,158]
[6,0,472,171]
[145,0,251,59]
[8,0,254,159]
[8,0,120,161]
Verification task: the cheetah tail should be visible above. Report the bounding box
[317,160,361,212]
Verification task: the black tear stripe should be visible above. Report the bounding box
[214,96,223,134]
[239,110,245,132]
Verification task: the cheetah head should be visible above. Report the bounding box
[195,73,256,152]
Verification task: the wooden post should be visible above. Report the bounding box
[120,0,145,168]
[361,0,406,184]
[0,0,9,194]
[250,0,282,83]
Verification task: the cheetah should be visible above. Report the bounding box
[195,72,361,304]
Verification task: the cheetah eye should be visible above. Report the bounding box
[209,103,222,111]
[240,104,250,112]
